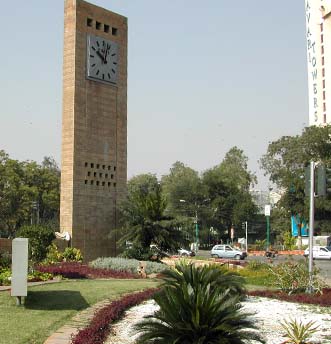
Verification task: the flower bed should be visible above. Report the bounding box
[248,288,331,307]
[71,288,158,344]
[36,262,139,279]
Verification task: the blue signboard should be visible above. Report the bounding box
[291,215,308,237]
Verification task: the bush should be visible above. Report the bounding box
[17,225,55,262]
[36,262,139,279]
[43,244,83,265]
[28,270,53,282]
[268,259,325,294]
[0,268,11,286]
[134,262,263,344]
[89,257,168,275]
[120,245,154,261]
[0,252,11,269]
[248,288,331,307]
[280,318,319,344]
[63,247,83,262]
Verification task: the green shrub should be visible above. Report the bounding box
[238,265,273,287]
[268,259,325,294]
[246,260,270,271]
[17,225,55,262]
[89,257,168,275]
[120,245,155,261]
[0,268,11,286]
[282,231,297,250]
[280,318,319,344]
[63,247,83,262]
[0,252,11,269]
[254,239,266,250]
[43,244,83,264]
[28,270,53,282]
[43,243,63,264]
[135,262,263,344]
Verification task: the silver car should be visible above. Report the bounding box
[210,244,247,260]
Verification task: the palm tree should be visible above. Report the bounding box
[135,262,265,344]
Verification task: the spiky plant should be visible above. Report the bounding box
[280,318,319,344]
[134,262,265,344]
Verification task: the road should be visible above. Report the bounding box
[197,250,331,285]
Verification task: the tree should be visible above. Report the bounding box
[0,151,60,237]
[17,225,55,262]
[202,147,258,240]
[260,125,331,238]
[118,174,187,257]
[161,161,205,216]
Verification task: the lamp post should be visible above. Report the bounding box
[180,199,199,253]
[265,204,271,250]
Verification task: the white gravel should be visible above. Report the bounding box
[106,297,331,344]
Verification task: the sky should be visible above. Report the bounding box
[0,1,308,190]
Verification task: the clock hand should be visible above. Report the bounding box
[96,50,105,63]
[103,47,109,64]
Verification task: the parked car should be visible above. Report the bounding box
[178,248,195,257]
[210,244,247,260]
[304,246,331,259]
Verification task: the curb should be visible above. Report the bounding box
[44,299,111,344]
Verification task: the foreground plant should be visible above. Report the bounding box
[268,260,325,294]
[135,262,264,344]
[280,318,319,344]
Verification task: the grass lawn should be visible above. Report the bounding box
[0,279,159,344]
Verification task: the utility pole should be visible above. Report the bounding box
[194,209,199,253]
[307,161,315,293]
[265,205,271,250]
[245,221,248,252]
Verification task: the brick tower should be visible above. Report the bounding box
[60,0,127,261]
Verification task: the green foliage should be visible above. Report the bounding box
[28,270,53,282]
[118,174,187,253]
[0,151,60,237]
[260,125,331,238]
[0,252,11,268]
[43,243,63,264]
[268,259,325,294]
[17,225,55,262]
[254,239,266,250]
[246,260,270,271]
[89,257,168,275]
[0,268,11,285]
[63,247,83,262]
[282,231,297,250]
[280,318,319,344]
[43,244,83,264]
[238,262,273,287]
[135,262,264,344]
[202,147,258,239]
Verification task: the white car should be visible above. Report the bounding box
[210,244,247,260]
[304,246,331,259]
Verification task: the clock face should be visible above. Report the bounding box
[86,35,118,84]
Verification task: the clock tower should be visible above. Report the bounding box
[60,0,127,261]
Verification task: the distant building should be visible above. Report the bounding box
[305,0,331,125]
[250,189,283,214]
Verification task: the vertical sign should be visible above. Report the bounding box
[11,238,29,304]
[305,0,321,125]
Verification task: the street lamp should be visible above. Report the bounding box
[179,199,209,253]
[180,199,199,253]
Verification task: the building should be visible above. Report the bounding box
[250,189,283,214]
[305,0,331,125]
[60,0,127,261]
